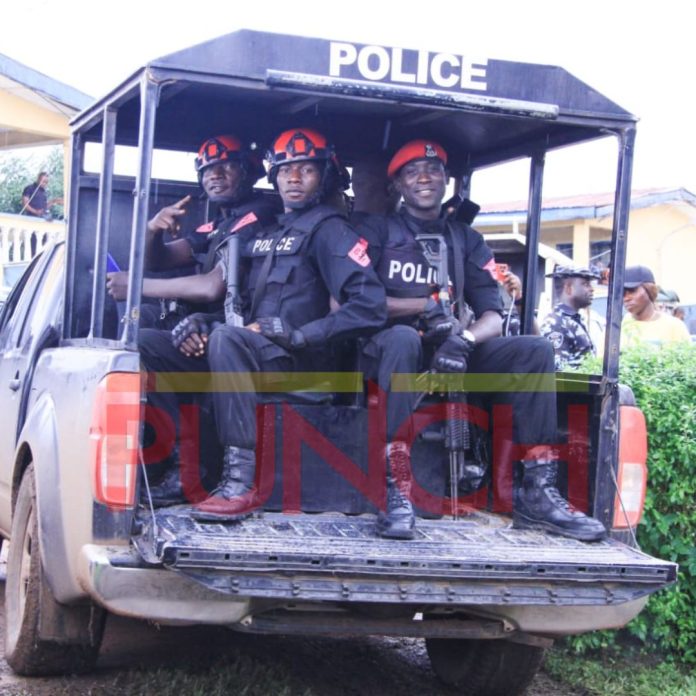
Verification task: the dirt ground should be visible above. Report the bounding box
[0,544,583,696]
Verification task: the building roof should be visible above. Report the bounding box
[0,52,92,112]
[478,187,696,224]
[0,52,93,149]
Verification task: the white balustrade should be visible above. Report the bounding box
[0,212,65,287]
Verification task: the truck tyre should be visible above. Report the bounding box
[4,464,105,675]
[425,637,545,696]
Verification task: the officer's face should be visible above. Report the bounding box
[276,160,322,211]
[568,278,594,308]
[201,161,243,204]
[393,158,447,220]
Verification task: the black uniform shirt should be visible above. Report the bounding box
[357,210,502,320]
[21,182,48,216]
[185,192,281,264]
[241,205,387,347]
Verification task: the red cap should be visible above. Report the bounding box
[387,140,448,178]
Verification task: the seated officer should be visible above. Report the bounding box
[139,127,387,519]
[106,134,278,328]
[355,139,607,542]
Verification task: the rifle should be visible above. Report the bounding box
[416,234,486,519]
[221,234,245,328]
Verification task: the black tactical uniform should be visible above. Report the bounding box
[357,209,558,449]
[208,204,386,448]
[366,137,606,543]
[139,203,386,502]
[143,194,279,329]
[539,303,595,370]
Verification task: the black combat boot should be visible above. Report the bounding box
[146,466,186,507]
[376,442,415,540]
[513,459,606,541]
[191,446,258,522]
[143,441,207,507]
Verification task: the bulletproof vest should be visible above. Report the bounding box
[243,204,343,327]
[199,198,267,273]
[376,217,439,298]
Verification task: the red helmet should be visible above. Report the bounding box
[195,135,265,182]
[266,128,331,177]
[387,140,448,178]
[266,128,350,193]
[195,135,243,172]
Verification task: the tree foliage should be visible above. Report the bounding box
[0,146,64,218]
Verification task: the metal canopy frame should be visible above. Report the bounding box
[63,32,637,523]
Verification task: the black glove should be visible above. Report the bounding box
[257,316,307,351]
[431,335,473,373]
[171,312,222,350]
[420,298,460,343]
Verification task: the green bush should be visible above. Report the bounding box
[572,342,696,664]
[0,145,64,217]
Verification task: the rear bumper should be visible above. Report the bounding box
[468,598,648,635]
[78,542,650,636]
[78,544,251,625]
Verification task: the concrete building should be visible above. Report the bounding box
[476,188,696,305]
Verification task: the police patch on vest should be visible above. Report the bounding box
[348,238,370,267]
[547,331,564,350]
[231,211,258,233]
[250,235,302,256]
[387,259,437,285]
[196,221,215,234]
[482,257,497,280]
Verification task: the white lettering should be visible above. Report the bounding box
[416,50,429,85]
[402,262,416,283]
[390,48,416,84]
[253,239,273,253]
[388,259,402,278]
[431,53,459,88]
[329,41,488,93]
[357,45,390,81]
[329,42,357,77]
[415,264,429,284]
[461,58,488,91]
[277,236,295,252]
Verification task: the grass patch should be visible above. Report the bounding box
[545,647,696,696]
[9,653,316,696]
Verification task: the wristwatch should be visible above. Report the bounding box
[461,329,477,347]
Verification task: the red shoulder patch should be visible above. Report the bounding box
[230,211,258,233]
[347,237,370,267]
[195,221,215,234]
[482,257,497,280]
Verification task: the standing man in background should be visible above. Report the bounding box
[540,266,600,370]
[21,171,59,218]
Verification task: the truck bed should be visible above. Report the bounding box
[133,508,676,607]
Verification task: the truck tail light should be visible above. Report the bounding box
[90,372,142,509]
[612,405,648,529]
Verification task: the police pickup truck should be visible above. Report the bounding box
[0,30,676,695]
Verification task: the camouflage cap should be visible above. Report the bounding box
[656,287,680,303]
[546,265,601,280]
